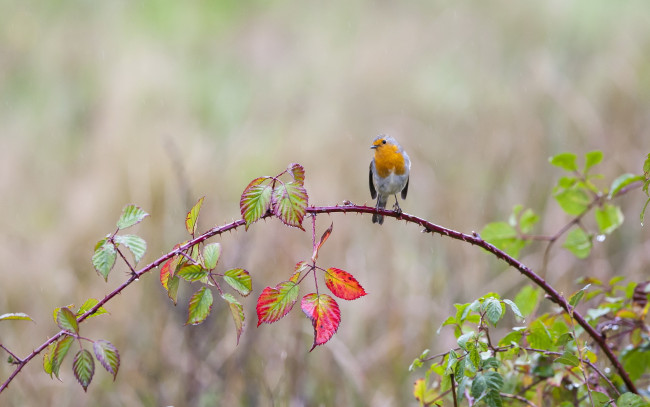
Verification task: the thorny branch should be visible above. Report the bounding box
[1,194,642,394]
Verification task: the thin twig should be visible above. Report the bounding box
[500,392,539,407]
[0,344,22,364]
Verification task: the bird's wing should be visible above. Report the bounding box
[369,162,377,199]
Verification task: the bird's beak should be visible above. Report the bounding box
[370,145,378,149]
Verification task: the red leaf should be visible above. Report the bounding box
[325,268,367,300]
[301,293,340,350]
[160,258,173,290]
[311,222,333,262]
[290,261,310,283]
[256,281,299,326]
[287,163,305,185]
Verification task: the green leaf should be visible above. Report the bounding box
[437,316,457,334]
[484,298,503,326]
[644,153,650,175]
[185,196,204,235]
[0,312,33,322]
[445,349,459,374]
[51,335,75,379]
[222,293,245,345]
[409,349,429,371]
[519,208,539,234]
[481,222,525,258]
[482,357,500,370]
[455,357,466,380]
[595,204,624,235]
[186,286,213,325]
[555,332,574,346]
[550,152,578,172]
[484,371,504,391]
[514,286,540,317]
[484,390,503,407]
[554,350,579,367]
[240,177,273,230]
[569,284,590,308]
[224,268,252,296]
[177,264,209,282]
[591,391,612,407]
[609,173,644,199]
[563,228,592,259]
[202,243,221,270]
[272,181,308,230]
[73,349,95,392]
[457,332,474,350]
[92,239,116,281]
[642,197,650,225]
[617,392,649,407]
[554,188,591,216]
[167,275,180,305]
[116,204,149,230]
[584,150,603,173]
[502,299,523,320]
[498,329,523,347]
[468,345,481,371]
[528,319,553,350]
[77,298,108,319]
[471,373,487,399]
[56,307,79,335]
[43,343,55,376]
[113,234,147,264]
[622,347,650,381]
[93,340,120,380]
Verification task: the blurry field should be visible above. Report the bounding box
[1,1,650,406]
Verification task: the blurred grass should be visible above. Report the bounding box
[1,1,649,405]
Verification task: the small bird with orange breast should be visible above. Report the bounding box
[369,135,411,225]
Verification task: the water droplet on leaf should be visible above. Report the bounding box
[596,234,606,242]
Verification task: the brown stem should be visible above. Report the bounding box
[0,203,639,394]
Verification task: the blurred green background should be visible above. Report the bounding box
[1,1,649,405]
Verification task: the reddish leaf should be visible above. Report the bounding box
[311,222,333,262]
[160,258,173,290]
[56,307,79,335]
[222,293,245,344]
[301,293,341,350]
[51,335,75,380]
[167,275,180,305]
[272,181,308,230]
[288,163,305,185]
[325,268,367,300]
[73,349,95,392]
[93,340,120,380]
[186,196,205,235]
[256,281,299,326]
[291,261,310,283]
[240,177,273,230]
[186,286,213,325]
[224,268,252,296]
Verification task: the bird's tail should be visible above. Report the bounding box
[372,196,388,225]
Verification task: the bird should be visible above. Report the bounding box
[369,135,411,225]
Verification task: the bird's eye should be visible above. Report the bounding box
[382,139,387,144]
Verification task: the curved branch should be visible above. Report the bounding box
[0,205,638,394]
[307,204,638,393]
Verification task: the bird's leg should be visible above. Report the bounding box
[392,195,402,214]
